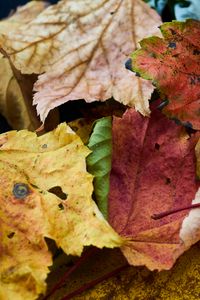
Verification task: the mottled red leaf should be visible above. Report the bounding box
[109,106,200,270]
[130,20,200,130]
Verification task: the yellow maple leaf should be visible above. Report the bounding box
[0,0,161,123]
[0,123,122,300]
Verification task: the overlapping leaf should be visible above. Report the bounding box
[129,19,200,129]
[87,117,112,219]
[0,123,122,300]
[0,1,47,130]
[109,106,200,270]
[0,1,48,34]
[0,0,161,122]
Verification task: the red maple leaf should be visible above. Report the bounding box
[129,20,200,130]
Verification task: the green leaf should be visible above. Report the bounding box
[87,117,112,220]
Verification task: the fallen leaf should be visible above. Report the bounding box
[195,138,200,178]
[69,118,93,144]
[0,1,48,130]
[0,161,51,300]
[0,1,48,34]
[48,243,200,300]
[0,0,161,123]
[0,54,32,130]
[87,117,112,219]
[0,123,122,300]
[129,19,200,129]
[109,106,199,270]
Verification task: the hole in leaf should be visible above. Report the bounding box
[154,143,160,150]
[48,186,67,200]
[165,177,171,185]
[58,203,64,210]
[7,232,15,239]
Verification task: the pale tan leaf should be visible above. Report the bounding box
[0,1,48,130]
[0,1,48,34]
[0,0,161,123]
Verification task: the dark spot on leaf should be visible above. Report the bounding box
[171,117,182,126]
[193,49,200,55]
[93,212,96,216]
[135,72,141,77]
[42,144,48,149]
[186,126,196,137]
[58,203,64,210]
[172,54,179,58]
[125,58,132,71]
[13,183,30,199]
[169,28,176,35]
[48,186,68,200]
[154,143,160,150]
[189,75,200,85]
[110,11,115,15]
[149,53,156,58]
[168,42,176,49]
[190,77,196,85]
[7,232,15,239]
[165,178,171,185]
[182,121,193,129]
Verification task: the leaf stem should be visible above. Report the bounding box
[43,247,97,300]
[151,203,200,220]
[60,264,129,300]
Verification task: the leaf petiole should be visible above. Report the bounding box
[151,203,200,220]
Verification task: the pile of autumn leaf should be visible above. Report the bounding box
[1,1,200,299]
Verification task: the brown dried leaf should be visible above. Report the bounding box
[0,0,161,122]
[0,54,42,130]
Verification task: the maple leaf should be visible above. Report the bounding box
[0,1,48,130]
[0,1,48,34]
[109,106,200,270]
[196,138,200,179]
[0,0,161,123]
[129,19,200,130]
[0,123,122,300]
